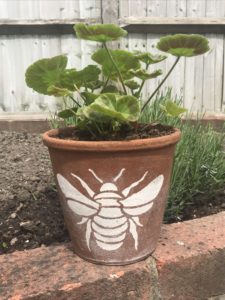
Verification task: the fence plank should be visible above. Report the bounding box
[0,1,8,19]
[182,0,204,111]
[102,0,119,23]
[186,0,206,18]
[207,0,224,112]
[80,0,101,19]
[223,37,225,111]
[147,0,167,17]
[130,0,147,17]
[214,34,224,112]
[0,0,101,20]
[119,0,129,18]
[146,1,167,101]
[202,34,216,111]
[202,0,224,112]
[166,1,185,101]
[176,0,187,17]
[120,0,147,19]
[146,34,165,99]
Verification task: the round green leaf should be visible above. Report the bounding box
[124,80,140,90]
[25,55,68,95]
[81,106,111,123]
[81,92,99,105]
[59,69,78,91]
[87,93,140,122]
[74,65,101,84]
[58,107,78,119]
[63,65,101,89]
[160,100,187,117]
[92,49,140,80]
[157,34,210,57]
[115,95,140,122]
[129,69,162,80]
[133,51,167,64]
[74,23,127,42]
[85,80,103,90]
[47,85,72,97]
[101,85,120,93]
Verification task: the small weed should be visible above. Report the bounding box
[0,243,7,254]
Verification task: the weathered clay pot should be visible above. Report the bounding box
[43,127,181,265]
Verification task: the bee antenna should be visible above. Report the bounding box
[122,171,148,197]
[113,168,126,182]
[88,169,103,183]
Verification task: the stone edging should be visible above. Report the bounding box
[1,212,225,300]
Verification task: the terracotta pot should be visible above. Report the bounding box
[43,127,181,265]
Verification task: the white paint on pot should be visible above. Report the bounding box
[57,169,164,251]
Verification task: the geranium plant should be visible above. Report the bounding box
[25,23,209,140]
[25,23,210,265]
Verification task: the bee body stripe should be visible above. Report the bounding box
[94,192,122,200]
[96,240,123,251]
[92,220,128,237]
[98,207,123,218]
[95,199,121,206]
[94,232,126,243]
[93,215,127,229]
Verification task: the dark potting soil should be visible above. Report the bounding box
[58,123,175,141]
[0,131,224,255]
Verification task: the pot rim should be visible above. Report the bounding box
[42,126,181,152]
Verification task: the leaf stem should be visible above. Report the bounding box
[136,63,150,98]
[86,125,98,139]
[103,43,127,95]
[141,56,180,113]
[73,84,88,105]
[69,95,81,107]
[102,75,110,91]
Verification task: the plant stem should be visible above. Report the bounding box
[94,121,103,135]
[141,56,180,113]
[136,63,150,98]
[86,125,97,139]
[102,75,110,91]
[73,84,88,105]
[103,43,127,95]
[69,95,81,107]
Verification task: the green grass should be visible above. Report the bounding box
[141,90,225,222]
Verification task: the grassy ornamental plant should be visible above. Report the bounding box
[141,90,225,222]
[25,23,209,140]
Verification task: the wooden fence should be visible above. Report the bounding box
[0,0,225,114]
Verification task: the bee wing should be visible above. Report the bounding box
[57,174,99,217]
[121,175,164,216]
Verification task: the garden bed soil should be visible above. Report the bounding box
[0,131,224,255]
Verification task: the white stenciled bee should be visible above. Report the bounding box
[57,169,164,252]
